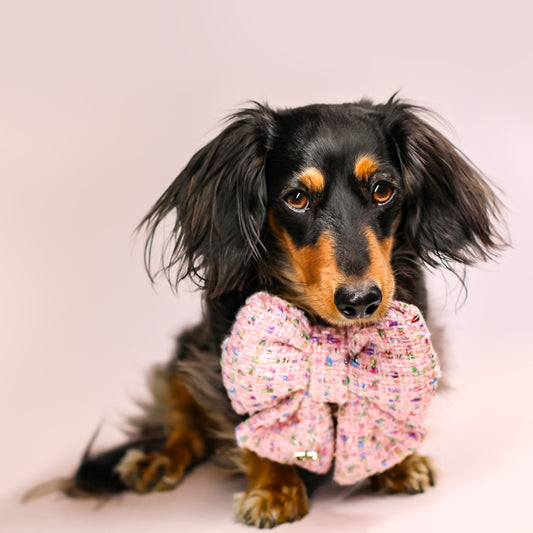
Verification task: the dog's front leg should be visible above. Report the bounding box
[370,453,435,495]
[234,450,309,528]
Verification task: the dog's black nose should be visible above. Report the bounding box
[334,285,382,319]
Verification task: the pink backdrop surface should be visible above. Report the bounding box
[1,1,532,532]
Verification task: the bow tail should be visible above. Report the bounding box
[333,399,427,485]
[235,393,335,474]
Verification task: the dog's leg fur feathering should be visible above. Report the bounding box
[54,97,505,528]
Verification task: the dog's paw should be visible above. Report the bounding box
[370,453,435,495]
[114,449,184,493]
[234,483,309,529]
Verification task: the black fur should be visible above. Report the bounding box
[65,96,505,497]
[381,100,503,268]
[71,437,166,496]
[142,104,277,297]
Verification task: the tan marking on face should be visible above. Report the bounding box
[354,156,378,180]
[298,167,326,193]
[269,210,397,325]
[364,226,395,317]
[271,220,348,325]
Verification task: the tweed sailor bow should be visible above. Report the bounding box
[221,292,440,485]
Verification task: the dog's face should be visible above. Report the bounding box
[141,98,503,325]
[266,105,403,326]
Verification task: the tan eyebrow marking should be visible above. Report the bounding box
[298,167,326,192]
[354,156,378,180]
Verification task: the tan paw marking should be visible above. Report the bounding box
[234,484,309,529]
[114,449,184,493]
[371,454,436,495]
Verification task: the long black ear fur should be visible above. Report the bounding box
[381,97,506,269]
[140,103,276,296]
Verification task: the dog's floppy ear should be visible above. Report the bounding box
[140,103,276,297]
[381,98,505,269]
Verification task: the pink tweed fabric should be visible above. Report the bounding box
[221,292,440,485]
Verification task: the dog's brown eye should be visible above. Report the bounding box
[284,190,309,211]
[372,182,394,205]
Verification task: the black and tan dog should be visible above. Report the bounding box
[58,97,504,528]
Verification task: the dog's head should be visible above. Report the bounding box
[141,97,504,326]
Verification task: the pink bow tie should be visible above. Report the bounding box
[221,292,440,485]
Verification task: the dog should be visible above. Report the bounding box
[56,96,504,528]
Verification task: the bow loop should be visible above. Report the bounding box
[221,292,313,415]
[346,302,439,417]
[240,292,312,351]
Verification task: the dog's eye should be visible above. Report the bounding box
[372,182,394,205]
[284,190,309,211]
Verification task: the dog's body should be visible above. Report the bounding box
[66,97,503,528]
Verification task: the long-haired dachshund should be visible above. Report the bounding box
[57,96,504,527]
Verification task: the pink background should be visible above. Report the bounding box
[1,1,532,531]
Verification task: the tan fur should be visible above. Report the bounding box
[364,226,396,317]
[298,167,325,193]
[22,478,83,502]
[115,373,208,493]
[234,450,309,528]
[271,214,397,326]
[354,155,378,180]
[370,453,436,494]
[114,449,182,493]
[276,228,348,326]
[129,345,243,472]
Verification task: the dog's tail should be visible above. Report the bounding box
[22,360,241,501]
[23,365,175,501]
[22,424,167,500]
[69,427,167,497]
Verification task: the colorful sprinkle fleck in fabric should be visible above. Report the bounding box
[221,292,440,485]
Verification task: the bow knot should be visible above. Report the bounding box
[221,292,439,485]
